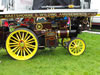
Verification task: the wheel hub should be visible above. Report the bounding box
[19,40,25,48]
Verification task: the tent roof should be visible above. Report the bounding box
[32,0,80,10]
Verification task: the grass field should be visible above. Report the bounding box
[91,29,100,32]
[0,33,100,75]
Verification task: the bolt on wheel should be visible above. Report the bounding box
[67,38,86,56]
[6,28,38,60]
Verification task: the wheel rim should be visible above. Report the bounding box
[6,29,38,60]
[69,39,85,56]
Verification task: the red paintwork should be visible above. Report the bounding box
[20,23,29,26]
[4,21,9,27]
[92,23,100,25]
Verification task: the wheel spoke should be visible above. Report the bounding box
[23,50,26,56]
[76,41,79,45]
[18,32,21,39]
[22,32,24,40]
[77,49,80,53]
[12,35,19,42]
[74,41,77,45]
[70,45,75,48]
[71,48,75,53]
[9,43,18,45]
[27,38,34,42]
[21,50,23,56]
[75,48,78,53]
[25,35,31,41]
[16,33,20,40]
[24,32,28,40]
[79,48,82,52]
[27,46,35,49]
[17,49,21,56]
[10,45,19,47]
[27,45,36,49]
[26,47,32,53]
[26,41,35,44]
[71,42,75,46]
[10,39,19,43]
[24,48,30,55]
[26,43,36,48]
[70,48,74,51]
[79,45,83,49]
[14,47,20,53]
[12,46,19,51]
[26,43,35,46]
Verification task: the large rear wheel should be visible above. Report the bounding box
[6,28,38,60]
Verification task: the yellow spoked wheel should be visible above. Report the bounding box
[6,28,38,60]
[62,38,71,48]
[67,38,86,56]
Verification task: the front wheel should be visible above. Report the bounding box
[6,28,38,60]
[67,38,86,56]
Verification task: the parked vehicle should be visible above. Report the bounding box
[0,0,97,60]
[91,0,100,28]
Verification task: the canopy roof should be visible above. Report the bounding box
[32,0,80,10]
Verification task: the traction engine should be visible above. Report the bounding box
[0,0,97,60]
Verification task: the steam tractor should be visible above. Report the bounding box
[0,0,98,60]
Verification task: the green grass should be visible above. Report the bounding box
[91,29,100,32]
[0,33,100,75]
